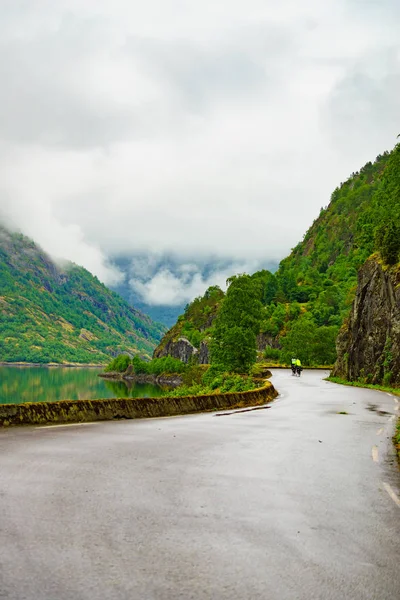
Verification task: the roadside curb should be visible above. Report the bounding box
[0,381,278,427]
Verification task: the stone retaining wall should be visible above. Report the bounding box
[0,382,278,427]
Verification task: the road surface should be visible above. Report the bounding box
[0,370,399,600]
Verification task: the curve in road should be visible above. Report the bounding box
[0,369,399,600]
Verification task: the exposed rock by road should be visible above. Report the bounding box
[153,336,198,363]
[154,336,211,365]
[333,256,400,385]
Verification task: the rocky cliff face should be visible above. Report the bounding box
[153,336,210,364]
[333,256,400,385]
[154,337,198,363]
[256,333,280,351]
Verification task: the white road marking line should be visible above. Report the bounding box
[371,446,379,463]
[383,483,400,508]
[376,428,384,436]
[389,415,395,422]
[35,422,96,429]
[386,393,394,398]
[394,397,399,405]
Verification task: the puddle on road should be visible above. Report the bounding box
[366,403,391,417]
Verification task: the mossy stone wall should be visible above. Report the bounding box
[0,382,278,427]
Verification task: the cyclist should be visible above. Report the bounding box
[291,357,297,375]
[295,358,302,376]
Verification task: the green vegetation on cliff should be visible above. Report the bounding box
[155,144,400,367]
[331,145,400,388]
[0,226,165,363]
[259,147,397,361]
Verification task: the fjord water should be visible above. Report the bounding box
[0,366,164,405]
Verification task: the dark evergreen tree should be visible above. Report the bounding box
[379,222,400,265]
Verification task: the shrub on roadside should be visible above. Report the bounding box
[201,363,225,386]
[164,371,260,398]
[181,365,208,386]
[104,355,188,376]
[263,347,282,361]
[132,355,187,376]
[164,383,209,398]
[104,354,131,373]
[219,374,256,392]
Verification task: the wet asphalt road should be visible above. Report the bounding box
[0,370,399,600]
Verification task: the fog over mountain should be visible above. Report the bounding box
[0,0,399,315]
[112,255,278,325]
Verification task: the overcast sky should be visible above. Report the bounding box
[0,0,399,305]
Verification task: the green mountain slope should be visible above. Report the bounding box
[0,226,166,363]
[259,146,398,355]
[155,144,399,366]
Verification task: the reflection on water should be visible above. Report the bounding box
[102,378,165,399]
[0,366,165,405]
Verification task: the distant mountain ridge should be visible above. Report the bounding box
[0,225,166,363]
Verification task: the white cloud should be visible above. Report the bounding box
[129,262,256,306]
[0,0,398,299]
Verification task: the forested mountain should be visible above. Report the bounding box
[257,147,396,364]
[155,144,399,366]
[0,226,166,363]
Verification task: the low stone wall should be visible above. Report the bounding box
[0,382,278,427]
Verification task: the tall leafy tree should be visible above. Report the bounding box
[211,275,263,373]
[280,317,339,365]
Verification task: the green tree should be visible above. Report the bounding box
[311,326,339,365]
[280,318,338,365]
[263,272,278,304]
[376,222,400,265]
[211,275,263,373]
[280,318,317,365]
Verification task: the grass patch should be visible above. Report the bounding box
[395,421,400,462]
[260,362,333,369]
[327,376,400,397]
[337,411,348,415]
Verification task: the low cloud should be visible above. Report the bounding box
[0,0,399,294]
[129,261,258,306]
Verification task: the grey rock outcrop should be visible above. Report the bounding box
[153,336,211,364]
[154,337,198,363]
[256,333,280,351]
[333,257,400,385]
[198,340,210,364]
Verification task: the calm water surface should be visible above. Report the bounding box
[0,366,165,404]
